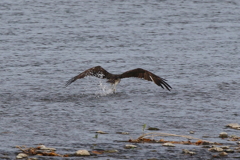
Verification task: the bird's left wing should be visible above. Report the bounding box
[120,68,172,91]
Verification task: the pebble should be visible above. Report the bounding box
[225,149,234,153]
[235,147,240,152]
[212,155,220,158]
[96,130,108,134]
[182,149,196,155]
[125,144,137,149]
[116,132,129,135]
[219,132,228,138]
[16,153,28,159]
[199,141,210,145]
[147,127,160,131]
[76,150,90,156]
[220,146,229,149]
[226,123,240,130]
[230,135,238,138]
[208,147,223,152]
[162,143,175,147]
[201,141,210,145]
[38,145,56,151]
[219,152,228,156]
[105,149,118,153]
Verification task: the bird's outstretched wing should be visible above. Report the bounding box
[65,66,110,87]
[120,68,172,91]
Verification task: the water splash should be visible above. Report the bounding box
[95,80,114,96]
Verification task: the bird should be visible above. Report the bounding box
[65,66,172,92]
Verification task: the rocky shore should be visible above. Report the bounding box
[1,123,238,160]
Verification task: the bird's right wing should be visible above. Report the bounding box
[65,66,110,87]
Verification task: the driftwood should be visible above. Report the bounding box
[16,145,67,157]
[129,132,222,145]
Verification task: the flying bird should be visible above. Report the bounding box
[65,66,172,92]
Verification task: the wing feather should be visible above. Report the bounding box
[65,66,110,87]
[120,68,172,91]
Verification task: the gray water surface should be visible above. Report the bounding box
[1,0,240,159]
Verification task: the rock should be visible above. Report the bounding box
[236,147,240,152]
[147,127,160,131]
[76,150,90,156]
[219,132,228,138]
[182,149,196,155]
[189,131,195,134]
[208,147,224,152]
[125,144,137,149]
[16,153,28,159]
[105,149,118,153]
[38,145,47,149]
[230,135,238,138]
[215,147,224,152]
[202,141,210,145]
[162,143,175,147]
[225,149,234,153]
[219,152,228,156]
[226,123,240,130]
[116,132,129,135]
[38,145,56,151]
[96,130,108,134]
[212,154,220,158]
[220,146,229,149]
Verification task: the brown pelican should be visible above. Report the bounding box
[65,66,172,92]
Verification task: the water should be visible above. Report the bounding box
[1,0,240,159]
